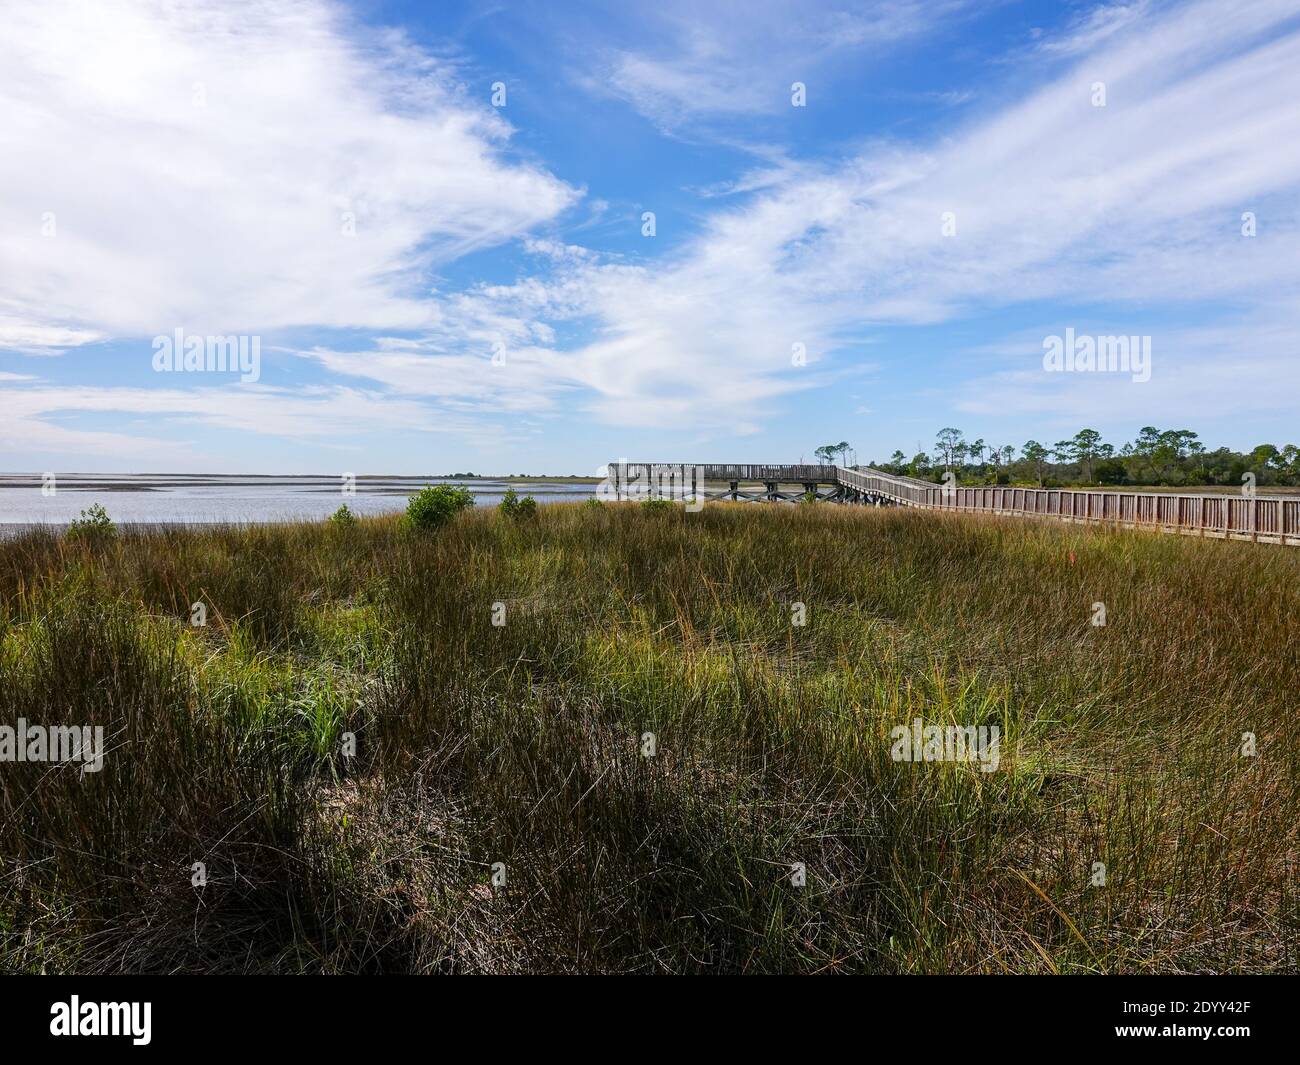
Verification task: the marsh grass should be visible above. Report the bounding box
[0,504,1295,972]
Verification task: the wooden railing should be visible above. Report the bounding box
[838,466,1300,546]
[607,461,1300,545]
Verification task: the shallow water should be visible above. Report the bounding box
[0,474,596,525]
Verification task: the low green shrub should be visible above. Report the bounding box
[405,484,474,530]
[67,503,116,542]
[499,488,538,521]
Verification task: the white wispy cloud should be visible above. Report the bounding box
[1034,2,1152,56]
[0,383,476,460]
[6,0,1300,463]
[0,0,576,354]
[443,0,1300,429]
[582,0,973,129]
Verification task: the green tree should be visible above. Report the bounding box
[1096,458,1127,484]
[1071,428,1103,483]
[814,442,851,467]
[1134,426,1161,455]
[1052,439,1078,471]
[1250,443,1280,471]
[935,428,964,470]
[1021,440,1049,485]
[1279,444,1300,480]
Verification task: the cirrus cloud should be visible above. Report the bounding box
[0,0,577,351]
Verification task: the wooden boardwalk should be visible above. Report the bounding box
[606,462,1300,546]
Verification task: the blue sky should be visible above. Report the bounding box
[2,0,1298,474]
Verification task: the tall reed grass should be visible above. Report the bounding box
[1,503,1295,972]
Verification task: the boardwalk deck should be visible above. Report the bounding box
[606,462,1300,546]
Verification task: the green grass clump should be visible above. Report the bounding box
[0,503,1296,973]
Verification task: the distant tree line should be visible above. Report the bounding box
[867,427,1300,488]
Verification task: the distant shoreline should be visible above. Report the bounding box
[0,476,599,526]
[0,474,604,490]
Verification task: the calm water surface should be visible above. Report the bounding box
[0,474,596,526]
